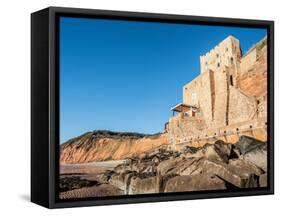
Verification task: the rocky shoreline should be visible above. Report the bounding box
[60,135,267,198]
[98,136,267,195]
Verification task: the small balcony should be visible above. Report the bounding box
[171,103,198,117]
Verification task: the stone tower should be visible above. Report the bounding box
[200,36,242,74]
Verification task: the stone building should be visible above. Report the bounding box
[167,35,267,150]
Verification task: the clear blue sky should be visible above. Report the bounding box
[59,16,267,143]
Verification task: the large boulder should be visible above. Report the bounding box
[242,148,267,172]
[140,149,178,163]
[183,148,205,159]
[237,136,266,154]
[157,155,262,188]
[109,171,136,192]
[203,141,232,163]
[202,159,260,188]
[113,160,141,174]
[164,174,226,192]
[158,155,262,188]
[163,157,207,176]
[228,159,264,176]
[237,136,267,171]
[183,141,235,163]
[108,173,126,191]
[157,157,188,176]
[128,176,159,194]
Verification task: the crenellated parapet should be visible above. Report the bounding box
[200,36,242,74]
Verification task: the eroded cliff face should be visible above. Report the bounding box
[60,131,168,164]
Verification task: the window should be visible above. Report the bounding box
[230,75,233,86]
[216,53,219,58]
[217,62,220,68]
[205,61,208,65]
[226,47,229,52]
[191,92,197,105]
[230,57,234,64]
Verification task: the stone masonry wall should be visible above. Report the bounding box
[168,36,267,149]
[200,36,241,74]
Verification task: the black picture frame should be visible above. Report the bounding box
[31,6,274,209]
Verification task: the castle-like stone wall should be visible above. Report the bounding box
[168,36,267,149]
[240,48,257,75]
[168,113,207,142]
[200,36,241,74]
[183,70,214,124]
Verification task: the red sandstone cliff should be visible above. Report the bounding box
[60,131,168,164]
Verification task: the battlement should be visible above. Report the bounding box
[200,35,242,74]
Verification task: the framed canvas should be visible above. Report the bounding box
[31,6,274,208]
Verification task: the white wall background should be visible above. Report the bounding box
[0,0,279,214]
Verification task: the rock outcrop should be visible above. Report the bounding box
[98,136,267,194]
[238,136,267,171]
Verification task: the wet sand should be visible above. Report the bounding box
[60,160,126,174]
[59,160,126,199]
